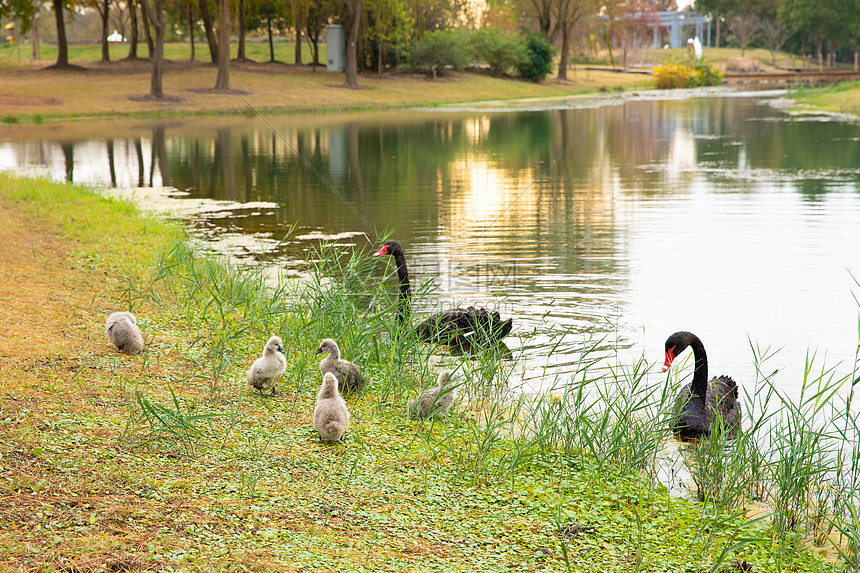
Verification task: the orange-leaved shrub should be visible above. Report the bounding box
[654,56,723,89]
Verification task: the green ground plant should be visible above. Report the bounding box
[1,172,858,571]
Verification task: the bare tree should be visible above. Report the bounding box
[142,0,164,97]
[50,0,71,68]
[293,0,304,66]
[729,13,759,57]
[526,0,555,38]
[141,0,154,56]
[96,0,111,62]
[187,3,195,61]
[760,19,788,67]
[214,0,231,89]
[237,0,247,61]
[553,0,592,80]
[125,0,140,59]
[199,0,218,62]
[344,0,362,88]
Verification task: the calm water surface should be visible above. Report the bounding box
[3,89,860,394]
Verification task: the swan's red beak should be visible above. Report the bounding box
[662,347,675,372]
[372,245,388,257]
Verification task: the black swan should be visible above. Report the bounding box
[409,370,457,420]
[247,335,287,396]
[106,311,144,354]
[372,240,513,349]
[662,331,741,439]
[316,338,369,394]
[314,372,350,442]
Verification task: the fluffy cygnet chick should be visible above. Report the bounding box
[315,338,368,394]
[247,335,286,396]
[314,372,350,442]
[409,370,457,420]
[106,311,144,354]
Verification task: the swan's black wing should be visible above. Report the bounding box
[674,376,741,439]
[414,306,512,346]
[706,376,741,437]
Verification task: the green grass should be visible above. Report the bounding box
[792,80,860,116]
[0,172,856,571]
[0,38,327,66]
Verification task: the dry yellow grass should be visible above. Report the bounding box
[0,57,652,122]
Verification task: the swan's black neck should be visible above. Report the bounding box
[391,250,412,324]
[688,335,709,400]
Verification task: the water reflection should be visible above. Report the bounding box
[2,92,860,393]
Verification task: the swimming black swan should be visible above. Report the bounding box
[662,331,741,439]
[372,240,513,349]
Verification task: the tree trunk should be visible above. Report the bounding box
[237,0,246,61]
[100,0,111,62]
[188,4,195,61]
[557,23,569,80]
[310,36,319,69]
[817,37,823,70]
[31,10,39,60]
[143,0,163,97]
[199,0,218,63]
[294,20,302,66]
[127,0,139,59]
[622,30,628,70]
[153,126,170,186]
[267,18,275,62]
[715,17,721,48]
[141,0,154,58]
[306,21,320,68]
[107,140,117,187]
[344,0,362,88]
[214,0,231,89]
[52,0,70,68]
[61,143,74,182]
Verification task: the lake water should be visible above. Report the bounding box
[3,88,860,396]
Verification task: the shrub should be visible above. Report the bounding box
[409,29,474,79]
[517,31,556,81]
[470,27,527,76]
[653,55,723,89]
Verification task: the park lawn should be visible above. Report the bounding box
[0,40,651,124]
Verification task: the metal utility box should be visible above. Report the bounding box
[326,25,345,72]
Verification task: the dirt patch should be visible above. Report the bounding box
[0,95,61,107]
[128,94,185,103]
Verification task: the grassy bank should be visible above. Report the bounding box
[0,40,649,125]
[792,80,860,116]
[0,42,820,125]
[1,171,857,571]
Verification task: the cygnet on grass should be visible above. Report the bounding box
[314,372,350,442]
[315,338,368,394]
[409,370,457,420]
[106,311,144,354]
[247,335,286,396]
